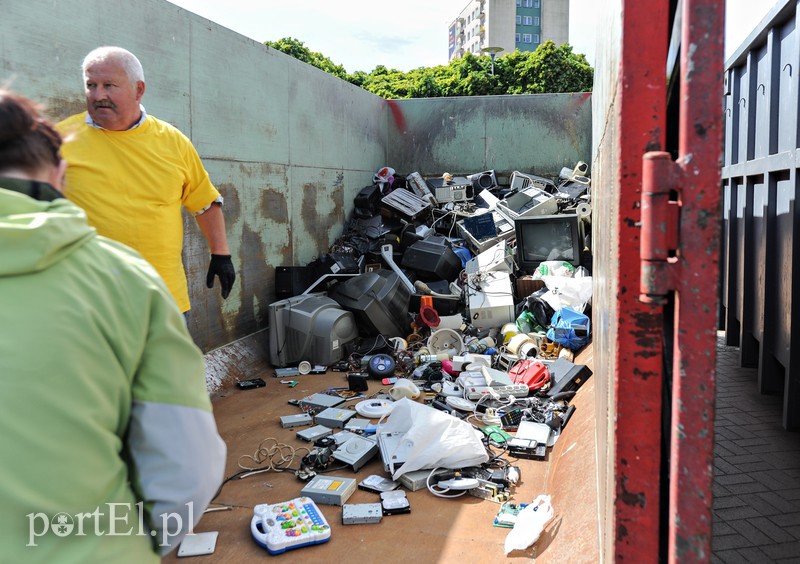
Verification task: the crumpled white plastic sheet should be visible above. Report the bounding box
[504,494,554,555]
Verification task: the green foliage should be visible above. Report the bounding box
[264,37,348,80]
[263,37,593,99]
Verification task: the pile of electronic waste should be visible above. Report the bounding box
[269,163,593,375]
[246,165,596,555]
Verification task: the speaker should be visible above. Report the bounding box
[367,354,396,379]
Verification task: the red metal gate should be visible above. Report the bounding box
[639,0,724,561]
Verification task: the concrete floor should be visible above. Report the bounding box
[712,333,800,562]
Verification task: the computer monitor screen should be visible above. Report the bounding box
[514,214,581,273]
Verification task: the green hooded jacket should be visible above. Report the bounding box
[0,179,226,562]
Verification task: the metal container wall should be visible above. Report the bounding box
[0,0,593,354]
[721,0,800,429]
[389,93,592,178]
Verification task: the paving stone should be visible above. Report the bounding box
[744,493,793,518]
[752,471,799,490]
[715,458,739,475]
[716,474,757,487]
[756,491,800,514]
[714,444,738,458]
[768,513,800,528]
[716,440,751,456]
[725,453,769,466]
[712,548,751,564]
[713,521,737,536]
[713,337,800,561]
[720,479,770,496]
[729,519,775,545]
[733,461,774,473]
[733,546,771,562]
[714,483,732,496]
[760,541,800,560]
[713,496,747,510]
[750,516,798,544]
[714,506,762,521]
[711,533,753,552]
[783,525,800,541]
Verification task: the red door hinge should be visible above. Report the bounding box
[640,151,681,304]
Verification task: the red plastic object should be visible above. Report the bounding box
[419,296,440,327]
[508,359,550,391]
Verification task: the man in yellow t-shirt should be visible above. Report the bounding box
[57,46,235,313]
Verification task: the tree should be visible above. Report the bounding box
[507,41,593,94]
[264,37,348,80]
[263,37,593,99]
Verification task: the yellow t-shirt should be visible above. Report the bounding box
[57,113,220,312]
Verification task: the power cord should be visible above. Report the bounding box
[237,437,310,477]
[211,437,311,502]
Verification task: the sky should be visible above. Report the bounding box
[166,0,778,73]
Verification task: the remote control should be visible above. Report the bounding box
[251,497,331,555]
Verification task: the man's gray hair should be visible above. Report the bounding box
[82,46,145,85]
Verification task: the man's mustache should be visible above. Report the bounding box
[93,101,116,110]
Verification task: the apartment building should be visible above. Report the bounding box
[448,0,569,61]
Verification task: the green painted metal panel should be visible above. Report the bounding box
[390,93,592,178]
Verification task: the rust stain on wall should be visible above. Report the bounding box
[216,183,241,223]
[43,95,85,122]
[234,224,283,333]
[300,181,344,251]
[261,188,289,224]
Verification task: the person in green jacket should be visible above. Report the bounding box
[0,89,226,562]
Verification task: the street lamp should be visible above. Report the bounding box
[481,46,504,75]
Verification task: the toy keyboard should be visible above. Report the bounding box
[251,497,331,555]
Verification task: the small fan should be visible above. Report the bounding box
[427,328,465,355]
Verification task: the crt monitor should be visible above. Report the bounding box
[268,294,359,367]
[326,270,411,337]
[514,213,581,274]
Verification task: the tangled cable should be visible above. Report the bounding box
[236,437,310,478]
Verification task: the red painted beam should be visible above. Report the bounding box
[614,0,670,560]
[668,0,724,561]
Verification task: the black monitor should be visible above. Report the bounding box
[514,213,581,274]
[327,270,411,337]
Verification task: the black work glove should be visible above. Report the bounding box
[206,254,236,299]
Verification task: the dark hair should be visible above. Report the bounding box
[0,89,62,174]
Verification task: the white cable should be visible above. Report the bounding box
[426,467,466,498]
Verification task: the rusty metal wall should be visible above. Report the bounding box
[721,0,800,430]
[0,0,389,352]
[389,93,592,178]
